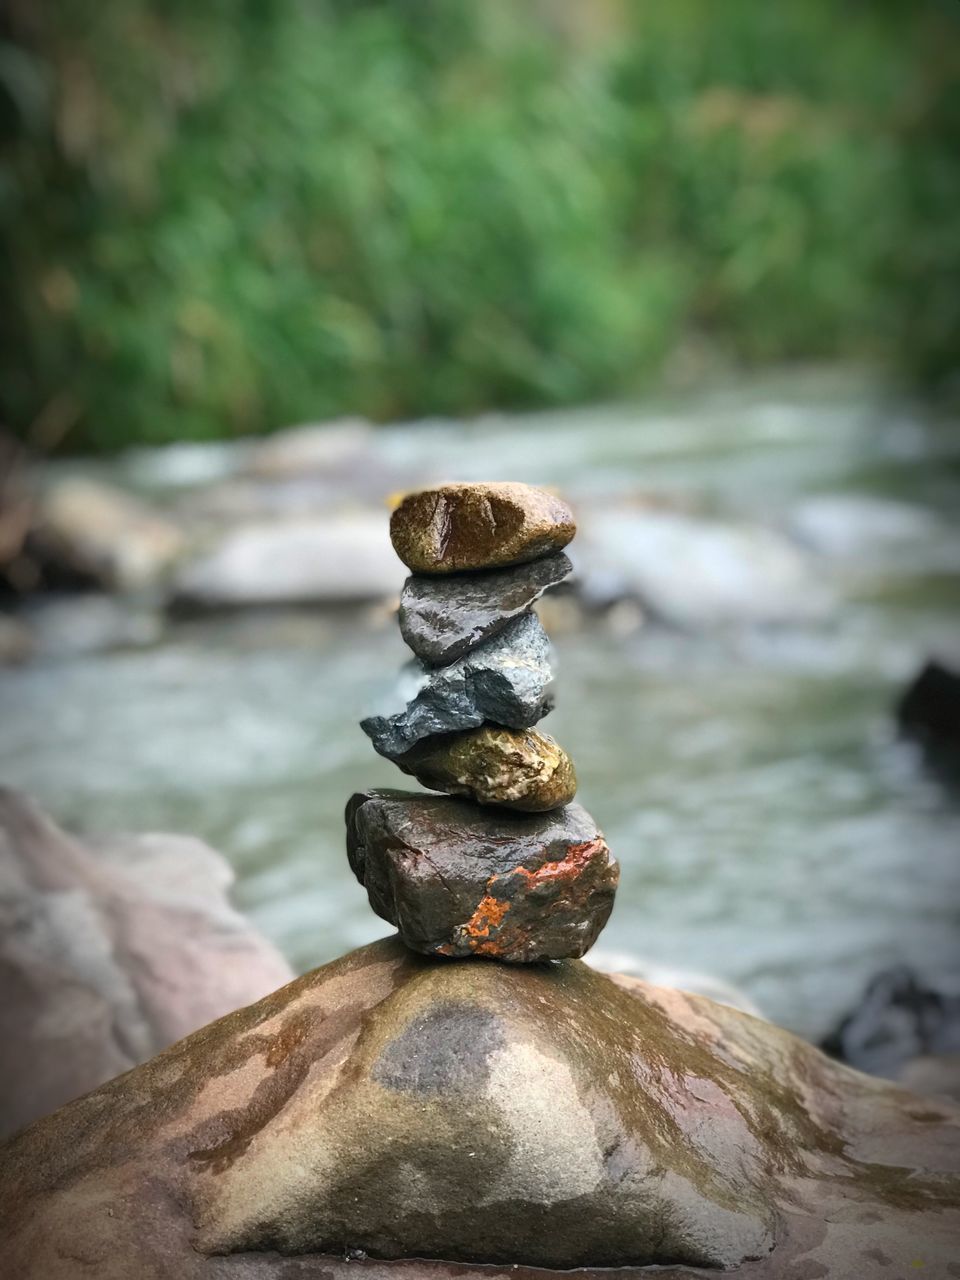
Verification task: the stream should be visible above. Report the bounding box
[2,368,959,1040]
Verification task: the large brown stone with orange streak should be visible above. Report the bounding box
[345,790,617,962]
[390,482,576,575]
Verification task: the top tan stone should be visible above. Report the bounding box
[390,482,576,574]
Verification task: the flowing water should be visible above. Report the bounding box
[2,369,959,1039]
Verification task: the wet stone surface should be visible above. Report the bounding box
[394,725,577,812]
[390,482,576,574]
[398,552,573,667]
[4,936,960,1278]
[361,612,554,759]
[345,789,618,961]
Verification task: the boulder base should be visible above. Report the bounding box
[3,937,959,1280]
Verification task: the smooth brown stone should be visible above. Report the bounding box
[395,726,577,811]
[3,936,960,1278]
[390,482,575,574]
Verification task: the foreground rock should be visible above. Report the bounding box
[0,787,292,1140]
[395,725,577,811]
[3,936,959,1279]
[586,949,766,1018]
[900,1052,960,1102]
[390,482,575,574]
[398,551,573,666]
[361,612,554,758]
[346,790,616,961]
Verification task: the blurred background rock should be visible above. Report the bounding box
[0,0,958,1087]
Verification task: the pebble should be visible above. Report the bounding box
[390,481,575,574]
[345,789,617,961]
[398,551,572,666]
[394,725,577,811]
[361,612,553,758]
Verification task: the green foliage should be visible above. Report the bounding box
[1,0,957,450]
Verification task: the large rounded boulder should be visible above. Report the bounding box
[2,937,959,1279]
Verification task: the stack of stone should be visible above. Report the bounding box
[347,481,619,963]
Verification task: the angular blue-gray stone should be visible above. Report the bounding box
[398,551,572,667]
[361,612,554,759]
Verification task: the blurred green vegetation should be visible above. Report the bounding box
[1,0,957,450]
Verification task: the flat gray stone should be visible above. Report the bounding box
[361,612,554,758]
[398,552,572,666]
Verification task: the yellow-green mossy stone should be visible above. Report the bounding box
[390,481,575,574]
[396,725,577,811]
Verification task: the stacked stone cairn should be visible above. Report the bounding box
[348,481,619,963]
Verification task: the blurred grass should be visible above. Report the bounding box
[1,0,957,451]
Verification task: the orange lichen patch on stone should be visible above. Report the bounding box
[511,837,608,889]
[461,894,512,952]
[469,938,504,957]
[454,840,614,959]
